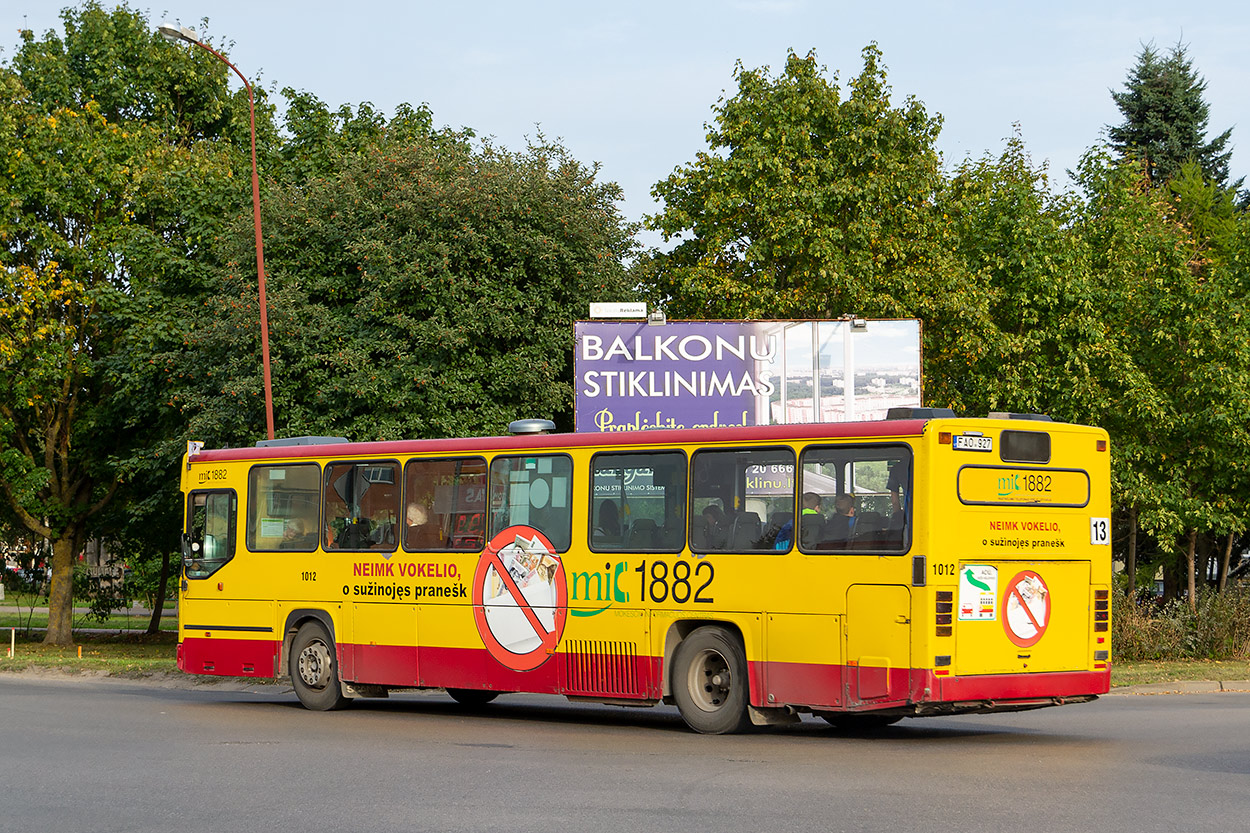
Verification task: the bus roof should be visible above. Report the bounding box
[188,418,939,463]
[187,415,1099,464]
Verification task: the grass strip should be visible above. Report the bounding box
[0,632,179,676]
[1109,658,1250,687]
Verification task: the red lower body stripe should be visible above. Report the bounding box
[178,636,1110,709]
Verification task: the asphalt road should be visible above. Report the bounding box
[1,674,1247,833]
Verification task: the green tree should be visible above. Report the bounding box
[940,135,1121,422]
[1107,41,1250,594]
[642,45,994,413]
[1108,42,1240,192]
[172,105,639,443]
[1074,151,1250,608]
[274,88,436,186]
[0,3,258,643]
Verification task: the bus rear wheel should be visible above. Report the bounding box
[671,627,750,734]
[291,621,349,711]
[446,688,500,706]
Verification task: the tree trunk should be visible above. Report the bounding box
[1197,533,1212,589]
[1185,528,1198,614]
[1126,505,1138,598]
[1217,531,1234,592]
[44,535,78,646]
[146,550,171,635]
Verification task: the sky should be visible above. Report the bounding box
[4,1,1249,246]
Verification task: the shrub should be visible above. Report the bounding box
[1113,586,1250,660]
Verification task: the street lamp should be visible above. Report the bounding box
[159,23,276,440]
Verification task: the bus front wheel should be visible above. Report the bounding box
[671,627,750,734]
[291,621,349,711]
[446,688,500,706]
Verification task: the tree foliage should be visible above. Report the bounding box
[642,45,996,413]
[174,111,639,443]
[8,8,1250,626]
[3,4,641,643]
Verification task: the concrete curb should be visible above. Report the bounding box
[1107,679,1250,696]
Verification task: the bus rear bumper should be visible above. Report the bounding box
[911,693,1099,717]
[925,667,1110,701]
[907,667,1110,715]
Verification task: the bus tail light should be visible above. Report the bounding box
[935,590,953,637]
[1094,589,1109,633]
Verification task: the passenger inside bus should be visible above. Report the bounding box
[768,510,794,550]
[822,495,857,547]
[405,502,442,549]
[698,504,727,550]
[593,500,621,545]
[280,518,317,550]
[798,492,825,549]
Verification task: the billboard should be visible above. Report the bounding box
[574,319,921,433]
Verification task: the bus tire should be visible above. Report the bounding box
[290,621,349,711]
[671,627,750,734]
[446,688,500,706]
[818,712,902,730]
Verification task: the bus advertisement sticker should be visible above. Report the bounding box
[472,526,568,671]
[1002,570,1051,648]
[958,564,998,621]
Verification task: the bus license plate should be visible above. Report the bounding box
[953,434,993,452]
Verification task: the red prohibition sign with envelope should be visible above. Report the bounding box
[472,526,568,671]
[1002,570,1051,648]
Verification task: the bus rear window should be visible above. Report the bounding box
[1000,430,1051,464]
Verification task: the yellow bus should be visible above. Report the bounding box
[178,408,1111,733]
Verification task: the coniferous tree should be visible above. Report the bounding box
[1108,42,1240,192]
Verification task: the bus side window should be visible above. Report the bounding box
[798,444,912,554]
[689,447,795,554]
[247,464,321,552]
[403,457,487,552]
[324,461,400,552]
[489,455,573,552]
[590,450,687,553]
[185,490,237,579]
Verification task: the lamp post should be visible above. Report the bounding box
[159,23,275,440]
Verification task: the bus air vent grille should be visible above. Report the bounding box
[564,640,640,696]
